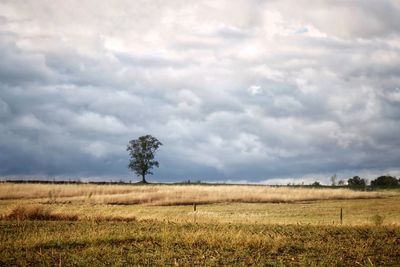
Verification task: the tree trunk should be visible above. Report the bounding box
[141,174,147,183]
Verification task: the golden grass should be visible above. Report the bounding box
[2,220,399,266]
[97,185,384,206]
[2,205,78,221]
[0,183,385,206]
[0,183,133,200]
[1,184,398,266]
[0,184,398,226]
[1,204,137,222]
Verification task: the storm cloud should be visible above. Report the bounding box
[1,0,400,183]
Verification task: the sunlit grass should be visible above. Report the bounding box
[1,220,399,266]
[0,183,387,205]
[1,183,399,265]
[0,183,398,226]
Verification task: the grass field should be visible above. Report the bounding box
[0,183,387,204]
[1,220,399,266]
[1,183,399,266]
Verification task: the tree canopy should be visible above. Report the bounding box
[371,175,399,187]
[347,176,366,187]
[127,135,162,183]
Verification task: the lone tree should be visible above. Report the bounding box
[127,135,162,183]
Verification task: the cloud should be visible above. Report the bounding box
[265,0,400,39]
[0,0,399,182]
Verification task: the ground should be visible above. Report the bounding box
[0,183,399,266]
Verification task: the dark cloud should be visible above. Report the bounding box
[0,35,54,85]
[0,0,399,182]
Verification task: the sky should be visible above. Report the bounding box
[0,0,400,184]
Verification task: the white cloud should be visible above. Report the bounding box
[74,112,128,134]
[14,114,45,129]
[248,85,262,95]
[84,141,108,158]
[0,0,399,181]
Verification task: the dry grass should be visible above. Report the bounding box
[0,183,385,206]
[0,183,133,200]
[1,204,137,222]
[1,220,399,266]
[97,185,384,206]
[91,215,137,222]
[0,184,398,225]
[1,184,398,265]
[2,205,78,221]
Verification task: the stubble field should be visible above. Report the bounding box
[0,183,399,266]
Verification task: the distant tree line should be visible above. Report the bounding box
[308,175,399,188]
[305,175,399,189]
[347,175,399,188]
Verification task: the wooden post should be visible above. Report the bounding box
[193,203,197,224]
[340,208,343,225]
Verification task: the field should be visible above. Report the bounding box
[1,183,399,266]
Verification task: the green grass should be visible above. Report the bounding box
[1,220,399,266]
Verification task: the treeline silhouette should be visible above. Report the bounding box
[2,175,399,188]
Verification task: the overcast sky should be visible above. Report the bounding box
[1,0,400,183]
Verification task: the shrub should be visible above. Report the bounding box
[347,176,366,187]
[371,176,399,187]
[4,205,78,221]
[371,214,385,226]
[311,181,321,187]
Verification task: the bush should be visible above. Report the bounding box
[4,205,78,221]
[347,176,366,187]
[311,181,321,187]
[371,176,399,187]
[371,214,385,226]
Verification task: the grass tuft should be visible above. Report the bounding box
[92,215,137,222]
[3,205,78,221]
[1,205,138,222]
[371,214,385,226]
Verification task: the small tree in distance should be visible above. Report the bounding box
[347,176,366,187]
[127,135,162,183]
[311,181,321,187]
[371,175,399,187]
[330,174,337,186]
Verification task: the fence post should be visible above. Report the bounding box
[340,208,343,225]
[193,203,197,223]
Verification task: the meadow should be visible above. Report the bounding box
[0,183,386,205]
[1,182,399,266]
